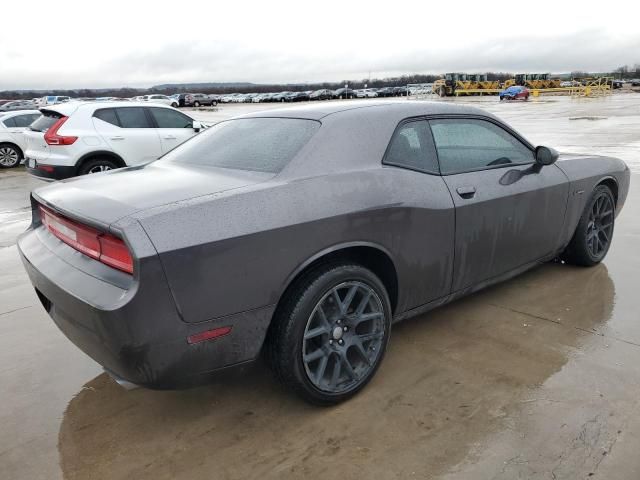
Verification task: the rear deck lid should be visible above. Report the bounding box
[32,162,273,228]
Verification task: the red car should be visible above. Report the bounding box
[499,86,530,100]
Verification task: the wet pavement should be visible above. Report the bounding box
[1,93,639,479]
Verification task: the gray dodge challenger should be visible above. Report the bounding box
[18,101,630,404]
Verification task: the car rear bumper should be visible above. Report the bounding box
[17,225,275,388]
[25,160,76,180]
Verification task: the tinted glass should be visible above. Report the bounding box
[149,108,193,128]
[116,107,151,128]
[30,111,63,132]
[12,114,40,128]
[384,120,439,174]
[2,117,17,127]
[93,108,120,126]
[430,119,534,174]
[164,118,320,173]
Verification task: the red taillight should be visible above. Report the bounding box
[44,116,78,146]
[39,206,133,274]
[187,326,232,345]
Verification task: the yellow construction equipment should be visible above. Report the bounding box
[505,73,561,89]
[433,73,500,96]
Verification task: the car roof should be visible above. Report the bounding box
[240,100,495,121]
[41,101,177,115]
[0,109,41,118]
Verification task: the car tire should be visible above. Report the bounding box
[0,143,22,168]
[171,102,178,108]
[562,185,615,266]
[266,262,391,405]
[194,101,201,107]
[78,158,119,175]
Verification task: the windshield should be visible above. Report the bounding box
[162,117,320,173]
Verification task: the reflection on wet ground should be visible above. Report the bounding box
[1,94,639,479]
[57,263,620,480]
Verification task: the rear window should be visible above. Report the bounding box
[30,110,63,132]
[163,118,320,173]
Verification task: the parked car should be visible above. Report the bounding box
[39,96,72,106]
[375,87,395,97]
[24,101,203,180]
[271,91,292,102]
[284,91,310,102]
[184,93,217,107]
[309,89,333,100]
[0,110,42,168]
[392,86,407,96]
[16,101,630,405]
[333,88,356,99]
[356,89,378,98]
[631,79,640,87]
[0,100,38,112]
[499,85,530,101]
[144,94,179,107]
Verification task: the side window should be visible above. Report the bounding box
[12,115,37,128]
[149,108,193,128]
[2,117,17,128]
[93,108,120,127]
[115,107,152,128]
[383,120,439,174]
[429,119,534,174]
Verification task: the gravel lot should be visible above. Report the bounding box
[1,94,639,479]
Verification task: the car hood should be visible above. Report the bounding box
[32,162,273,228]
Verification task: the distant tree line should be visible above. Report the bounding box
[2,66,637,100]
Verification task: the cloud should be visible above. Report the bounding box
[1,28,639,90]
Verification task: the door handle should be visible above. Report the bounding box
[110,136,125,141]
[456,186,476,198]
[163,136,177,140]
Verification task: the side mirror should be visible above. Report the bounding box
[192,120,202,132]
[535,146,559,166]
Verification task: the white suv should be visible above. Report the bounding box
[0,110,42,168]
[24,102,202,180]
[144,94,179,108]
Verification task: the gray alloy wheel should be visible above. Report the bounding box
[586,190,614,259]
[562,184,615,266]
[302,281,386,394]
[0,145,21,168]
[266,263,391,405]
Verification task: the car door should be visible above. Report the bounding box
[429,117,569,292]
[92,107,162,165]
[383,119,456,308]
[4,113,41,151]
[147,107,198,153]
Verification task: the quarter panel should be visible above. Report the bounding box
[136,168,455,323]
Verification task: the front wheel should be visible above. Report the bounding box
[562,185,615,266]
[266,263,391,405]
[194,101,201,107]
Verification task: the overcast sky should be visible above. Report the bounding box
[2,0,638,90]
